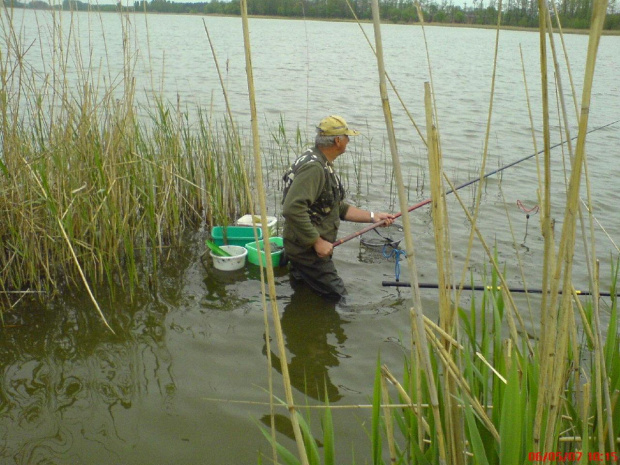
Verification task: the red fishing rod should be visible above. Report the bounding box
[333,119,620,248]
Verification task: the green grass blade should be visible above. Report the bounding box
[499,359,523,465]
[371,356,383,465]
[257,424,302,465]
[464,403,491,465]
[604,292,619,387]
[0,158,8,177]
[206,239,232,257]
[322,395,335,465]
[296,412,321,465]
[409,439,433,465]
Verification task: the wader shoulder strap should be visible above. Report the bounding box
[281,150,324,204]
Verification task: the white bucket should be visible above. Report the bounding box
[210,245,247,271]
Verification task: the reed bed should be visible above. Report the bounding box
[0,7,253,312]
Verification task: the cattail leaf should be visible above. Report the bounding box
[604,295,619,388]
[0,158,8,177]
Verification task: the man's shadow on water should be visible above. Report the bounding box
[262,282,348,403]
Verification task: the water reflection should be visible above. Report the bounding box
[259,413,323,446]
[264,283,348,402]
[0,292,175,464]
[203,266,253,310]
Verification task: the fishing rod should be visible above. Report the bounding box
[333,119,620,248]
[382,281,619,297]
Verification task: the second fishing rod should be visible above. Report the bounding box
[333,119,619,248]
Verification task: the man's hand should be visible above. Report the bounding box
[344,206,396,226]
[373,212,396,227]
[313,237,334,258]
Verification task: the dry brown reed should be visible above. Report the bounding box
[237,1,310,464]
[370,0,448,463]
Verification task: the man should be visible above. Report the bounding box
[281,115,395,300]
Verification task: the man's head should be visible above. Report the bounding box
[315,115,360,149]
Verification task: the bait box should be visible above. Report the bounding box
[245,237,284,267]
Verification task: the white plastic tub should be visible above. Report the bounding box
[210,245,247,271]
[236,214,278,236]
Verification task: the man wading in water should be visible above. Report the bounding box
[281,115,395,300]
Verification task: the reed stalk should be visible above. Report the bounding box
[424,86,451,336]
[238,1,308,464]
[537,0,610,455]
[533,0,559,449]
[424,83,466,465]
[455,0,502,310]
[415,2,442,135]
[202,18,282,462]
[370,0,447,462]
[545,5,599,305]
[455,180,534,355]
[380,375,397,463]
[548,7,616,453]
[3,6,618,465]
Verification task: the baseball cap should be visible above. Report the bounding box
[316,115,360,136]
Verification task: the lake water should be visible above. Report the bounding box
[1,9,620,464]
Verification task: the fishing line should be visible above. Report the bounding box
[517,199,539,242]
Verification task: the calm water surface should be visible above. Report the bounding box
[1,10,620,464]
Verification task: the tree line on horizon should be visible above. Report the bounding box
[4,0,620,30]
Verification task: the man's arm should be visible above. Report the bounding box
[310,207,395,258]
[344,206,395,225]
[281,163,324,246]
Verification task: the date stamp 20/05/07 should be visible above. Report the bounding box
[528,452,619,462]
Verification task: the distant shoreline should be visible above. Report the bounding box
[8,5,620,36]
[139,11,620,35]
[236,15,620,35]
